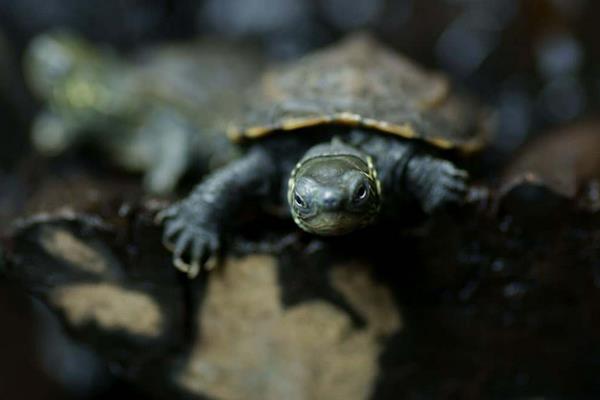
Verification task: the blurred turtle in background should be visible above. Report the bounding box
[160,33,493,277]
[24,31,264,193]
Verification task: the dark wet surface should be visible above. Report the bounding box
[4,118,600,398]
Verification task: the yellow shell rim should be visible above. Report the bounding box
[227,111,493,154]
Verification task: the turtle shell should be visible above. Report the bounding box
[228,33,492,153]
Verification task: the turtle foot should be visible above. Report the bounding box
[157,203,221,278]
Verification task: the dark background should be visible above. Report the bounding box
[0,0,599,398]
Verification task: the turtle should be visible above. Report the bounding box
[24,30,264,193]
[159,33,492,277]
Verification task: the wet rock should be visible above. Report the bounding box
[6,213,185,360]
[5,114,600,398]
[2,160,404,398]
[4,150,600,400]
[497,119,600,221]
[175,256,400,400]
[0,280,67,400]
[5,206,403,399]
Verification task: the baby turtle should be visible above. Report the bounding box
[160,33,492,277]
[24,31,263,193]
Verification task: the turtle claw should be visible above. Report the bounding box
[162,237,176,252]
[435,163,469,208]
[412,158,470,213]
[204,256,218,271]
[173,253,217,279]
[155,206,178,224]
[158,202,221,278]
[450,167,469,180]
[444,172,469,195]
[163,217,186,241]
[173,257,201,279]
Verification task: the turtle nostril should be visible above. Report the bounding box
[322,191,342,210]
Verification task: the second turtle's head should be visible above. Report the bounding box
[24,31,101,99]
[288,153,381,236]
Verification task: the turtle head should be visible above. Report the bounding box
[288,154,381,236]
[24,31,100,99]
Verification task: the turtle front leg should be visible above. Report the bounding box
[157,148,277,278]
[140,110,195,194]
[404,154,469,213]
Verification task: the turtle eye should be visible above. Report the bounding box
[294,193,307,209]
[353,183,368,203]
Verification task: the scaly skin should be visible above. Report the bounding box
[160,130,468,278]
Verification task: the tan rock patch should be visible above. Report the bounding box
[175,255,402,400]
[39,226,117,276]
[50,283,164,339]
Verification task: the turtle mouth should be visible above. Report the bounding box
[295,211,372,236]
